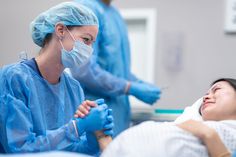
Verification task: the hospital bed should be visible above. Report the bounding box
[131,108,183,125]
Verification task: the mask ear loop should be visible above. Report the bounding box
[58,38,65,50]
[54,22,67,50]
[65,27,77,42]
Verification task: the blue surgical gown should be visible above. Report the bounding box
[0,61,97,155]
[234,151,236,157]
[72,0,138,136]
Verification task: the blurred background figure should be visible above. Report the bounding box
[71,0,161,136]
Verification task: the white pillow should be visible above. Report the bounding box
[174,97,203,124]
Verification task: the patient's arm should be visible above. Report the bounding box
[95,131,112,151]
[177,120,231,157]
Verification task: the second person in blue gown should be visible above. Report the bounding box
[71,0,162,136]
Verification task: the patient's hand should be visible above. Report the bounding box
[177,120,231,157]
[177,120,215,140]
[74,100,97,118]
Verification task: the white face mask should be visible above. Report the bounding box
[60,28,93,68]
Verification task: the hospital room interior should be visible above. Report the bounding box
[0,0,236,156]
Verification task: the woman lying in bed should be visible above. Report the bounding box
[76,78,236,157]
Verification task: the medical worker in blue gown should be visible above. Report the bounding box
[71,0,162,136]
[0,2,113,155]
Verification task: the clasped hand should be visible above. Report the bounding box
[74,99,114,136]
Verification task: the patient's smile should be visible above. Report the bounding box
[202,101,215,111]
[202,97,215,111]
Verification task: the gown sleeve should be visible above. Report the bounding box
[70,56,127,97]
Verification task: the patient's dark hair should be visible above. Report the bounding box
[211,78,236,91]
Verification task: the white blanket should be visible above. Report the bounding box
[174,97,203,124]
[101,120,236,157]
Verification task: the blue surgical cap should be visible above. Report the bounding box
[30,2,98,47]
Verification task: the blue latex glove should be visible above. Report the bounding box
[233,151,236,157]
[86,132,100,155]
[129,81,161,105]
[95,99,114,137]
[75,104,108,136]
[95,98,105,105]
[103,109,114,136]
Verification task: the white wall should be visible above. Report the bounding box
[0,0,67,65]
[1,0,236,109]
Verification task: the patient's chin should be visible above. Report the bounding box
[201,112,216,121]
[202,116,208,121]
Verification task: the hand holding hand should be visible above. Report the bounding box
[76,99,114,151]
[75,103,108,135]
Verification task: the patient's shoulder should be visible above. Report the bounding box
[203,120,236,134]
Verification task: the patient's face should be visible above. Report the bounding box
[200,81,236,121]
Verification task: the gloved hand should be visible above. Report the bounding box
[75,104,108,136]
[129,81,161,105]
[103,109,114,136]
[95,99,114,137]
[95,98,105,105]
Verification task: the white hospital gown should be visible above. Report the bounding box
[101,120,236,157]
